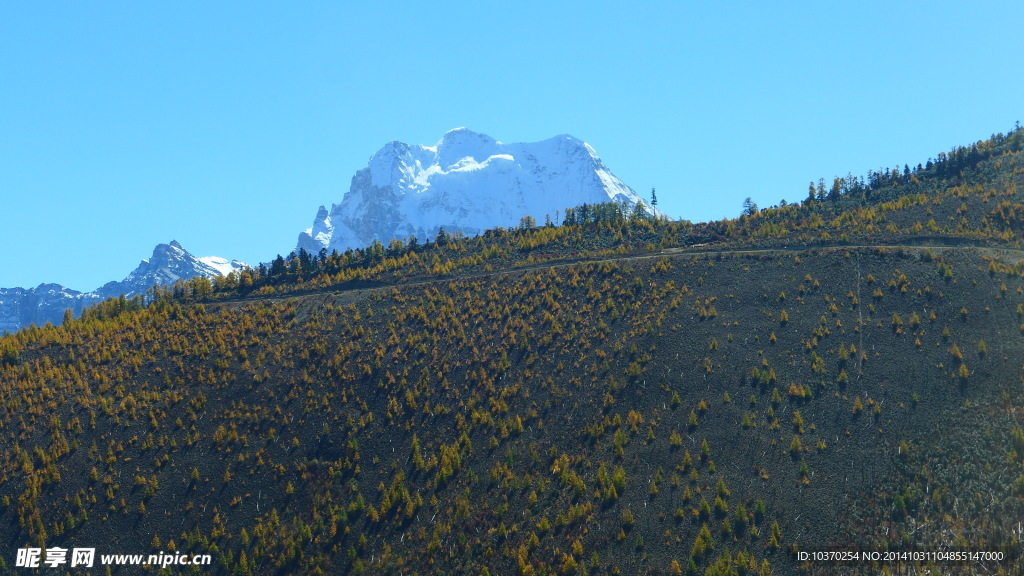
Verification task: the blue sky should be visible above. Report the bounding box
[2,2,1022,290]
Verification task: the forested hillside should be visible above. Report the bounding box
[1,126,1023,575]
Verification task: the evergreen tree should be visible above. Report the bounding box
[742,197,758,216]
[435,227,450,246]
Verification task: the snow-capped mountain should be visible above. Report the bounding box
[0,284,100,334]
[297,128,655,254]
[93,241,245,299]
[0,241,244,333]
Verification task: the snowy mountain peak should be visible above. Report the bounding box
[438,126,494,144]
[149,240,188,264]
[298,129,653,255]
[435,128,501,167]
[102,241,246,297]
[0,242,245,332]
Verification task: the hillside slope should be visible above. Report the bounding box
[1,127,1023,575]
[2,242,1022,574]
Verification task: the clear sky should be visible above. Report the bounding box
[2,2,1022,290]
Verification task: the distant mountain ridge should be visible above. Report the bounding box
[0,241,243,332]
[297,128,656,254]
